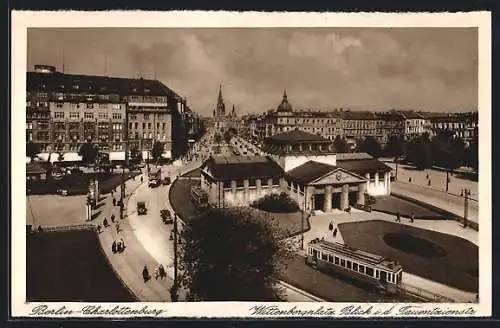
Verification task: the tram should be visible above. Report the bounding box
[305,238,403,294]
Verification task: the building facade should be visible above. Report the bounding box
[26,65,195,163]
[423,112,478,145]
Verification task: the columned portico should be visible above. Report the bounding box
[340,184,349,210]
[357,182,367,205]
[323,185,333,212]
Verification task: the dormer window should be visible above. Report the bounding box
[73,84,80,90]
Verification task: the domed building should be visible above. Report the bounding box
[276,89,293,115]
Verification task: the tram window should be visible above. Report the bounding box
[359,265,365,274]
[321,253,328,261]
[341,259,346,267]
[328,255,334,263]
[375,270,379,279]
[334,257,339,265]
[366,267,374,277]
[353,263,358,271]
[347,261,352,270]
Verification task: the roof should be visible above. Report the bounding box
[336,152,374,161]
[285,160,336,184]
[266,129,330,143]
[376,111,405,121]
[203,156,284,181]
[336,158,392,175]
[399,110,425,120]
[26,161,49,174]
[276,90,293,112]
[342,111,378,120]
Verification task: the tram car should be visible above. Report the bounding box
[305,238,403,294]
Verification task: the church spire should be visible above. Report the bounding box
[283,89,288,101]
[216,84,226,117]
[218,84,224,104]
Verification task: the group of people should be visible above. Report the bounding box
[408,173,433,187]
[328,221,338,238]
[142,264,167,282]
[112,238,126,254]
[395,212,415,223]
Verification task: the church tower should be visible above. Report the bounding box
[216,84,226,117]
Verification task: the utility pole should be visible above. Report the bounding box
[120,104,129,220]
[463,188,470,228]
[301,187,306,250]
[171,213,179,302]
[395,156,398,181]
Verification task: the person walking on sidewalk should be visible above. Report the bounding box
[111,214,115,224]
[112,240,117,254]
[142,265,150,282]
[395,212,401,223]
[333,228,338,238]
[159,264,166,279]
[103,217,109,227]
[116,223,120,234]
[410,213,415,223]
[328,222,333,231]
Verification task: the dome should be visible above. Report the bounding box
[277,89,293,112]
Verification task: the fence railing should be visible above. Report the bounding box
[401,282,455,303]
[28,224,97,234]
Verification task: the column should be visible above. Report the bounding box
[243,179,249,204]
[268,178,273,189]
[231,180,237,198]
[385,172,391,195]
[323,185,333,213]
[219,182,225,208]
[357,182,367,205]
[340,184,349,210]
[306,186,316,211]
[210,181,217,205]
[365,173,370,189]
[375,172,379,188]
[279,177,287,191]
[256,178,262,196]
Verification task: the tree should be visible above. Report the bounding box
[431,133,465,192]
[383,135,406,158]
[129,146,143,166]
[359,136,382,158]
[179,207,293,301]
[251,192,299,213]
[406,134,433,170]
[78,140,99,165]
[333,136,349,153]
[26,141,40,160]
[151,141,164,162]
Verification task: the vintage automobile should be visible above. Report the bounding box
[137,201,148,215]
[160,209,173,224]
[162,177,172,186]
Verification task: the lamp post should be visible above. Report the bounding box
[462,188,471,228]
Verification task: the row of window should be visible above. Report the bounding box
[54,103,122,110]
[130,133,168,141]
[221,178,280,188]
[53,112,123,120]
[129,113,168,121]
[310,248,400,284]
[129,122,169,131]
[278,118,340,124]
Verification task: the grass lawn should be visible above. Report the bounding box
[372,195,444,219]
[169,178,202,223]
[27,231,135,302]
[338,220,478,292]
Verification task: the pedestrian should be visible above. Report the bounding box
[103,218,108,227]
[141,176,143,183]
[333,228,338,238]
[328,222,333,231]
[97,224,102,233]
[396,212,401,223]
[111,214,115,223]
[159,264,166,279]
[111,190,114,197]
[37,225,43,233]
[142,265,150,282]
[426,173,429,180]
[154,267,160,280]
[116,223,120,233]
[428,179,431,186]
[410,213,415,223]
[117,240,123,253]
[112,240,117,254]
[112,198,116,206]
[408,177,412,183]
[120,238,125,251]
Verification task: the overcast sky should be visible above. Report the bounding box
[27,28,477,116]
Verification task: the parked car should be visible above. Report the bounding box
[161,209,173,224]
[137,201,147,215]
[162,177,171,185]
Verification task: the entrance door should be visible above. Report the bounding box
[332,192,341,209]
[314,193,324,211]
[348,191,357,206]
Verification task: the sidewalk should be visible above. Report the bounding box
[95,172,176,302]
[391,181,478,224]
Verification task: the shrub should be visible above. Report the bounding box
[251,192,299,213]
[365,193,377,206]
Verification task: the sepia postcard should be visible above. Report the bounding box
[11,10,491,318]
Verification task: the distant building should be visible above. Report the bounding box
[213,85,239,133]
[376,110,406,144]
[341,110,382,148]
[26,64,196,164]
[422,112,478,145]
[399,110,427,140]
[200,155,285,208]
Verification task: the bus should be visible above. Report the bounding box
[148,167,162,187]
[305,238,403,294]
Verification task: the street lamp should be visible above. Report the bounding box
[462,188,471,228]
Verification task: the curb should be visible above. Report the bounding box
[270,277,326,302]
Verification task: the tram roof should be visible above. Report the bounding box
[309,239,402,272]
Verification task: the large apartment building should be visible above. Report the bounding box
[26,64,197,162]
[242,91,478,148]
[422,111,478,145]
